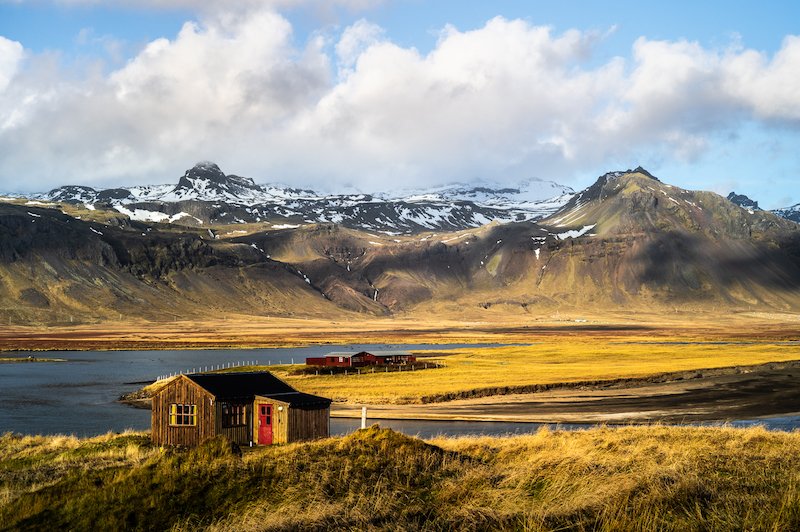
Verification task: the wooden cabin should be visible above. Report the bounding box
[306,350,416,368]
[151,371,331,447]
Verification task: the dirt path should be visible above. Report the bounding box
[332,361,800,423]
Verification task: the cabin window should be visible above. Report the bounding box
[169,403,197,426]
[221,403,246,427]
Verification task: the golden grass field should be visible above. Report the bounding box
[1,426,799,530]
[211,339,800,404]
[123,334,800,418]
[2,308,799,351]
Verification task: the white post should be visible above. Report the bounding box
[361,407,367,430]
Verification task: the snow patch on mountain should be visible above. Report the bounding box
[556,224,596,240]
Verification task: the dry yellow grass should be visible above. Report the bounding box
[274,340,800,403]
[3,307,800,352]
[3,426,800,530]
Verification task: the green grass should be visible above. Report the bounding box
[2,426,800,530]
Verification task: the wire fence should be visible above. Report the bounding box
[156,359,446,381]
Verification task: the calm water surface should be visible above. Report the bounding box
[1,345,797,437]
[0,344,500,436]
[331,416,800,438]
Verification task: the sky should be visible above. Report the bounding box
[0,1,799,208]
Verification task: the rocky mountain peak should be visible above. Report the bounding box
[172,161,262,199]
[177,162,229,188]
[727,192,761,211]
[632,166,659,181]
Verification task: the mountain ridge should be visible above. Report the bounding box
[2,167,799,325]
[28,162,574,234]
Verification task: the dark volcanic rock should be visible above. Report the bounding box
[173,161,264,198]
[19,288,50,308]
[727,192,761,211]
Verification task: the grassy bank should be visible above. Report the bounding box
[254,340,800,403]
[0,356,66,364]
[2,426,799,531]
[136,340,800,405]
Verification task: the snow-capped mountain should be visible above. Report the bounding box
[400,178,573,205]
[773,204,800,223]
[33,162,575,233]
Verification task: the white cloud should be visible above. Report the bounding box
[0,36,24,92]
[722,35,800,122]
[0,11,799,194]
[335,19,384,69]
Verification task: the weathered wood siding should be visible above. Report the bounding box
[215,402,253,445]
[253,397,289,444]
[251,397,329,444]
[287,406,330,443]
[151,376,215,447]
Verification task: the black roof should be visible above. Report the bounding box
[186,372,331,407]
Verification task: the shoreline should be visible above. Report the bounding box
[0,356,67,363]
[331,360,800,424]
[122,359,800,424]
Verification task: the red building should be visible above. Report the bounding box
[306,351,416,367]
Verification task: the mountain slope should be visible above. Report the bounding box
[517,168,800,308]
[2,167,800,325]
[542,168,791,238]
[0,203,346,324]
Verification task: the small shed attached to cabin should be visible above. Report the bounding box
[151,371,331,447]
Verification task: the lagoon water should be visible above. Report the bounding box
[1,345,797,437]
[331,415,800,438]
[0,344,500,437]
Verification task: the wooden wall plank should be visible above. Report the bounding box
[151,376,214,447]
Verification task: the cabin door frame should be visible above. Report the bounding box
[257,403,273,445]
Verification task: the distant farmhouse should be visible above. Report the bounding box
[306,350,417,368]
[151,372,331,447]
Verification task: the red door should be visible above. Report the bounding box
[258,403,273,445]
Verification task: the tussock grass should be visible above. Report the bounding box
[1,425,800,531]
